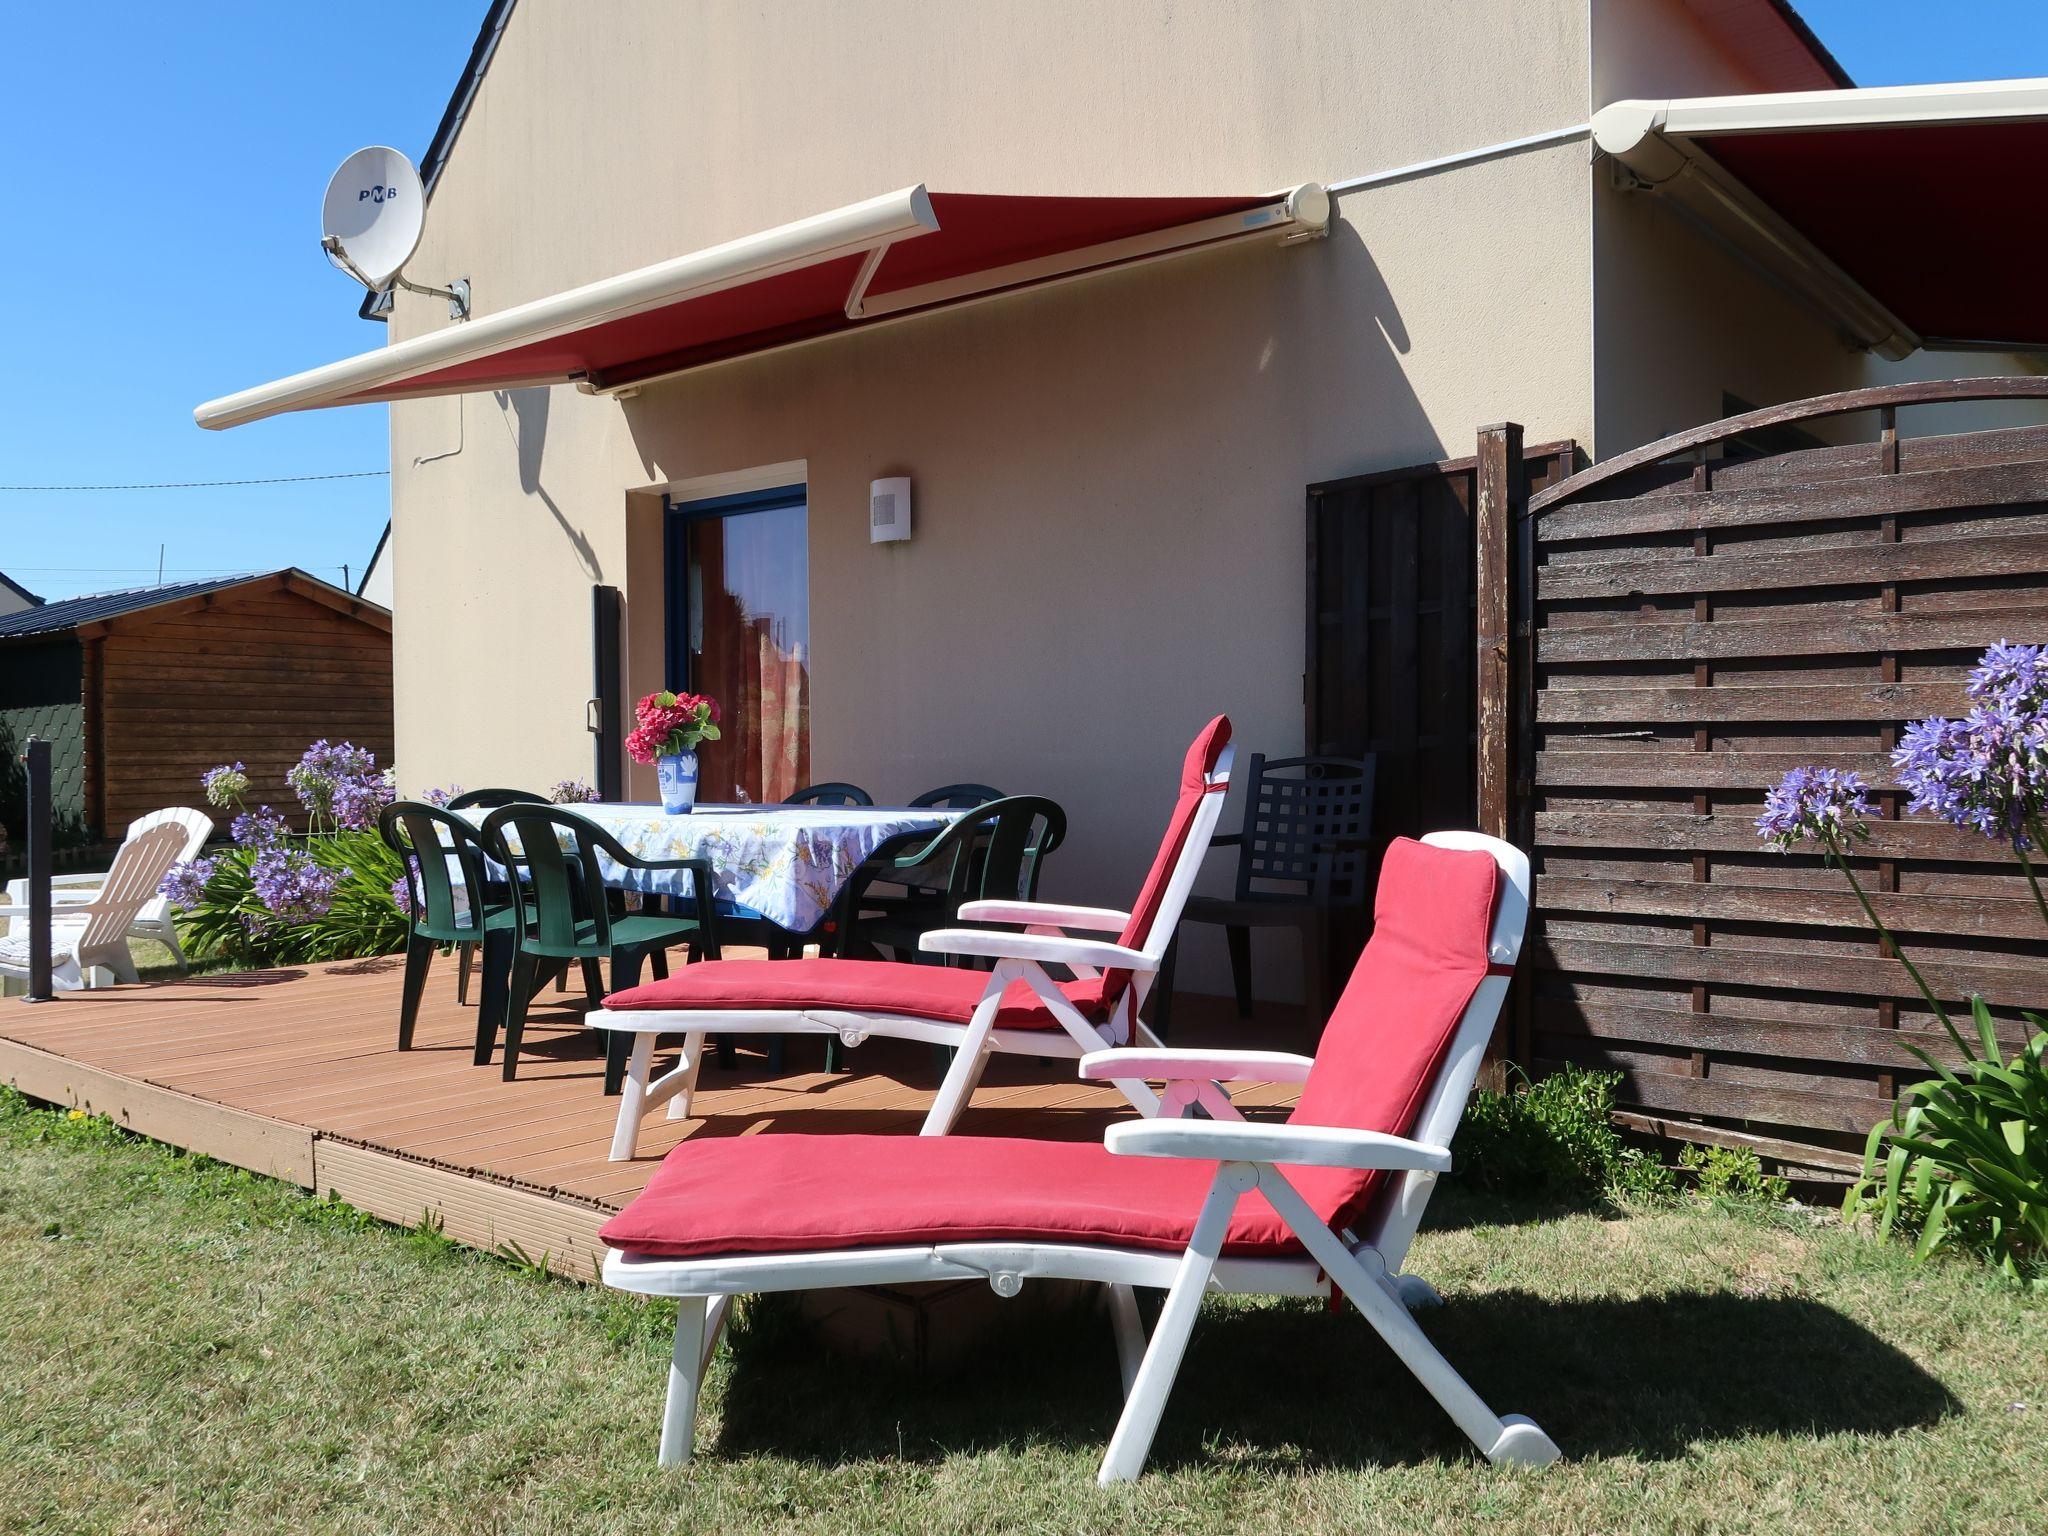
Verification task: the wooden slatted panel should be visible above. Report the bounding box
[95,588,393,833]
[1520,383,2048,1165]
[1307,440,1575,1009]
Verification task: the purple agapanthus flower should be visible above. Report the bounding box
[1758,767,1875,851]
[249,846,344,922]
[549,779,600,804]
[389,871,414,918]
[422,784,461,809]
[201,762,249,809]
[332,772,393,832]
[230,805,288,850]
[1892,640,2048,849]
[159,857,217,907]
[287,739,382,822]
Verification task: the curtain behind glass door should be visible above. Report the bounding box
[667,490,810,803]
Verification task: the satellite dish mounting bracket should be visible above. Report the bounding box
[322,236,470,319]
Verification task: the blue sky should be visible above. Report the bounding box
[0,4,483,600]
[2,2,2044,603]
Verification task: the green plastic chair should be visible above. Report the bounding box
[839,795,1067,962]
[380,802,517,1052]
[783,782,873,806]
[479,804,723,1087]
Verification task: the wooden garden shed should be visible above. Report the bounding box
[0,569,391,846]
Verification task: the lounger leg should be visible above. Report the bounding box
[1106,1283,1147,1399]
[920,1037,992,1136]
[665,1032,706,1121]
[659,1296,709,1466]
[457,942,473,1005]
[609,1032,658,1162]
[1097,1164,1250,1485]
[1258,1166,1560,1468]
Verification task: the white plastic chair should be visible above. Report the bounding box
[599,833,1557,1481]
[594,718,1236,1157]
[0,822,193,991]
[3,807,213,970]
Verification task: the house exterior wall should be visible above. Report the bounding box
[1588,0,2047,455]
[384,0,1599,937]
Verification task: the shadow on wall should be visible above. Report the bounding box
[495,386,604,583]
[604,215,1440,994]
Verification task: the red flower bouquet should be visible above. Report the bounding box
[626,690,723,764]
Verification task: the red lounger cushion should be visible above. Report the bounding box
[605,957,1112,1031]
[601,837,1504,1261]
[601,1132,1314,1258]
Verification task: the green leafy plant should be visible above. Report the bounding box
[1842,997,2048,1283]
[1759,643,2048,1281]
[169,828,406,966]
[1457,1064,1674,1205]
[1679,1143,1789,1206]
[161,741,408,966]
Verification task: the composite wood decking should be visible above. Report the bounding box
[0,958,1305,1278]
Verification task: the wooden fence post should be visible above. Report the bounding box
[1474,422,1523,841]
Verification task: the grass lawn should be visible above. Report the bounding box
[1,1093,2043,1536]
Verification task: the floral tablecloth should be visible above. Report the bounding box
[461,803,959,933]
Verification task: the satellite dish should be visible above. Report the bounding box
[319,147,466,317]
[321,147,425,290]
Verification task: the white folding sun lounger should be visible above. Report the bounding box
[592,717,1236,1157]
[599,832,1559,1483]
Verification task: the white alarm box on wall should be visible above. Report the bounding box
[870,477,913,543]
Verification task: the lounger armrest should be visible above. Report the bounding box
[918,928,1155,971]
[953,899,1131,932]
[1077,1048,1317,1083]
[0,899,99,917]
[1104,1119,1452,1173]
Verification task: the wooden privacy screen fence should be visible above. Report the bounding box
[1306,436,1576,1004]
[1513,378,2048,1171]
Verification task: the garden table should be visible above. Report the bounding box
[454,802,961,936]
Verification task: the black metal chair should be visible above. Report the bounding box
[478,804,722,1088]
[379,802,515,1052]
[1153,753,1375,1036]
[783,782,874,807]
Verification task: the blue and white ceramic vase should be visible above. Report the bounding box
[656,751,699,815]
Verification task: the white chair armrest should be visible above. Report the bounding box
[1077,1048,1317,1083]
[1104,1119,1452,1173]
[0,900,98,918]
[918,928,1155,971]
[953,899,1131,931]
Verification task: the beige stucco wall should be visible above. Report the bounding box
[385,0,1598,984]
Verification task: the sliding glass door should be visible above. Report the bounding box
[664,485,810,803]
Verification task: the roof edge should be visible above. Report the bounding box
[359,0,519,323]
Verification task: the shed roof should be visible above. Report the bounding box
[0,569,390,642]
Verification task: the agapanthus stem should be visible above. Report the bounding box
[1821,828,1971,1058]
[2020,818,2048,935]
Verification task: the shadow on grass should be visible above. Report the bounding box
[712,1286,1957,1470]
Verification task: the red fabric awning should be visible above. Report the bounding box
[1592,80,2048,355]
[1701,120,2048,348]
[196,185,1328,429]
[388,192,1278,398]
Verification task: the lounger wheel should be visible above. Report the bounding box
[1391,1274,1443,1310]
[1485,1416,1560,1467]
